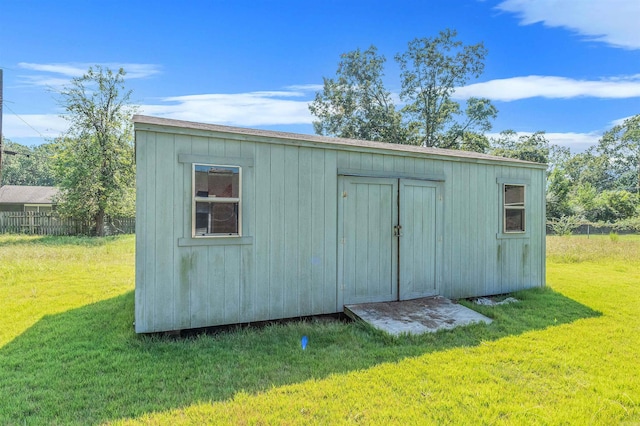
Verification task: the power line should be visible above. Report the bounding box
[2,102,49,139]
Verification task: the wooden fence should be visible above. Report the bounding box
[0,212,135,236]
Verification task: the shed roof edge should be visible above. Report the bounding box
[132,115,548,169]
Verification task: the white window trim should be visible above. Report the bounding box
[192,163,242,238]
[503,184,526,234]
[495,178,530,239]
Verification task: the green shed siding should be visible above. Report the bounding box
[134,116,546,333]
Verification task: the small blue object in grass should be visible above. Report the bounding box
[301,335,308,350]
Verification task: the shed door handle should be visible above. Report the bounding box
[393,225,403,237]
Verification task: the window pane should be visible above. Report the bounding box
[194,165,240,198]
[505,209,525,232]
[195,202,239,235]
[504,185,524,206]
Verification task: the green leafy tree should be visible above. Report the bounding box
[570,182,599,221]
[489,130,550,164]
[0,139,56,186]
[546,167,573,219]
[396,29,496,147]
[53,66,136,236]
[442,97,497,151]
[595,190,637,222]
[309,46,407,144]
[309,29,497,149]
[592,114,640,193]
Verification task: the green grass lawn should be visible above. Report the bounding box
[0,234,638,424]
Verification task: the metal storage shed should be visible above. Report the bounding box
[133,115,546,334]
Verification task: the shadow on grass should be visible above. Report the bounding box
[0,287,600,424]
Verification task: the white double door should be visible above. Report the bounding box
[340,176,441,305]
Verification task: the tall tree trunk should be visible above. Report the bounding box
[95,209,105,237]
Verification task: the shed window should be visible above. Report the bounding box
[503,184,525,233]
[193,164,241,237]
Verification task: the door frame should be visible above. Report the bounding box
[338,175,444,307]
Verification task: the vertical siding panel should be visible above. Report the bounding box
[190,248,208,327]
[367,184,382,296]
[394,156,404,174]
[354,183,369,299]
[490,166,501,295]
[255,143,271,320]
[336,177,345,309]
[468,164,481,296]
[482,166,494,296]
[414,158,425,176]
[448,163,462,296]
[224,138,241,157]
[404,185,416,293]
[241,141,257,320]
[310,149,325,313]
[336,151,350,169]
[360,152,373,170]
[383,155,394,173]
[204,133,224,319]
[224,246,241,324]
[226,138,245,321]
[405,157,416,174]
[208,136,225,156]
[349,152,361,170]
[174,135,192,329]
[269,145,286,319]
[298,147,313,314]
[189,136,210,327]
[323,150,338,312]
[208,247,226,323]
[371,154,384,171]
[283,147,300,317]
[441,161,454,297]
[135,130,152,331]
[154,132,175,330]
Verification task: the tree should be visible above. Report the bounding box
[0,139,56,186]
[489,130,550,164]
[53,66,136,236]
[546,167,573,219]
[592,114,640,193]
[396,29,496,147]
[442,97,497,151]
[309,29,497,149]
[309,46,407,143]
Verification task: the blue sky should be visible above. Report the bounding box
[1,0,639,152]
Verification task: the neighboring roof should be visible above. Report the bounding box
[0,185,60,204]
[133,115,547,169]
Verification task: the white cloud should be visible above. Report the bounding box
[455,75,640,101]
[3,114,69,139]
[284,84,324,93]
[497,0,640,49]
[140,89,315,126]
[610,115,636,127]
[488,130,601,153]
[4,85,320,141]
[543,132,601,149]
[17,62,161,89]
